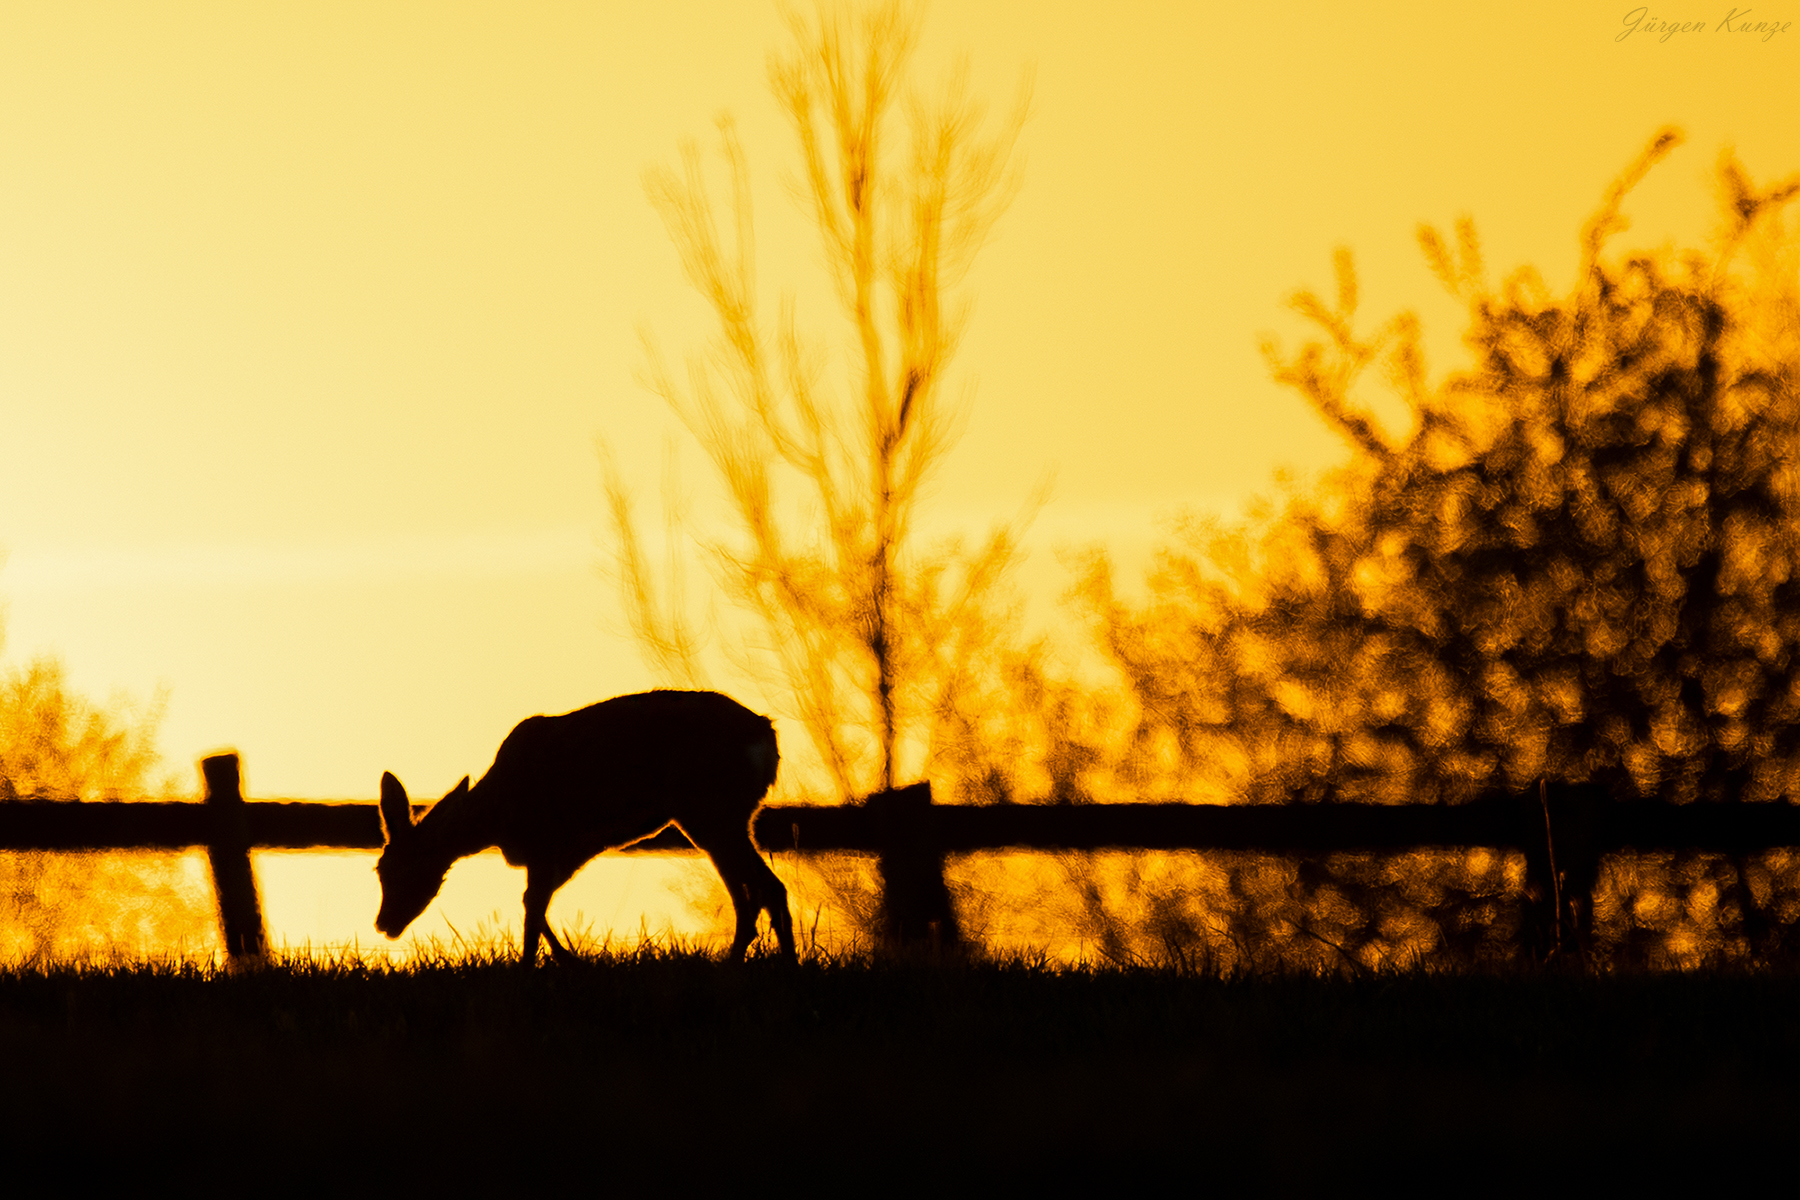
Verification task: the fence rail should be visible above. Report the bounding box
[6,753,1800,958]
[14,791,1800,855]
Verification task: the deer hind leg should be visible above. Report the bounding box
[695,836,796,963]
[522,864,580,966]
[753,851,797,960]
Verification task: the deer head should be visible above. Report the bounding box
[374,771,467,938]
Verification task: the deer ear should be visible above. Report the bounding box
[379,772,415,844]
[448,776,471,801]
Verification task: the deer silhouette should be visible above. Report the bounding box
[375,690,795,963]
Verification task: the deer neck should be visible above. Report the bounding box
[413,784,500,864]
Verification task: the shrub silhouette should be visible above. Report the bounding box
[0,651,186,960]
[1074,128,1800,968]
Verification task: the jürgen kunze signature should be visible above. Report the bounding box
[1617,7,1792,40]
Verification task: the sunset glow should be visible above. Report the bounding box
[3,1,1797,957]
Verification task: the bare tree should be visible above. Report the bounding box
[605,2,1037,803]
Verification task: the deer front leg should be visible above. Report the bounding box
[520,889,546,966]
[521,867,578,966]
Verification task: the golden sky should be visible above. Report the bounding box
[1,0,1796,799]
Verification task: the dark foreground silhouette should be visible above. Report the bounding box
[3,954,1795,1186]
[375,690,795,963]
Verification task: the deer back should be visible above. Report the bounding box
[469,690,779,862]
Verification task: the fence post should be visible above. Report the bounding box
[1522,782,1605,962]
[867,782,960,952]
[202,753,267,962]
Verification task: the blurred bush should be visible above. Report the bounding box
[1061,130,1800,968]
[0,652,211,960]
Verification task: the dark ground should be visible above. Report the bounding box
[1,949,1793,1188]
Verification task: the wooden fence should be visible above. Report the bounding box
[4,752,1800,959]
